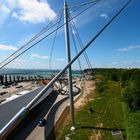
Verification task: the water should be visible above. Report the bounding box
[0,68,81,78]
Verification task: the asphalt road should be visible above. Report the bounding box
[0,86,53,129]
[7,92,59,140]
[0,85,80,140]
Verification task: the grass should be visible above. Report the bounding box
[60,81,126,140]
[123,105,140,140]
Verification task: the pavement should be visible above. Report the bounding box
[26,94,70,140]
[0,86,53,129]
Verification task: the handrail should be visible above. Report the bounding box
[0,0,132,139]
[0,107,28,139]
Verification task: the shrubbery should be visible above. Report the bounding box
[96,80,108,93]
[121,69,140,140]
[122,70,140,112]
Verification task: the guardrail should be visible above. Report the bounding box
[0,107,28,139]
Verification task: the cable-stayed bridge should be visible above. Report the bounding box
[0,0,132,139]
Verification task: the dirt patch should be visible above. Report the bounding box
[90,123,103,140]
[74,80,96,109]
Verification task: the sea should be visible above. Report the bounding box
[0,68,81,78]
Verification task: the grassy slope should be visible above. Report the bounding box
[123,105,140,140]
[60,81,126,140]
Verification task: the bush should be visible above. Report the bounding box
[125,111,140,140]
[96,80,108,93]
[122,81,140,112]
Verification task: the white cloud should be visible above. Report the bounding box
[11,0,56,24]
[0,4,10,25]
[111,61,118,65]
[123,60,139,64]
[0,44,18,51]
[12,12,18,18]
[72,0,119,28]
[0,0,56,24]
[11,59,25,66]
[100,13,108,19]
[72,29,76,35]
[55,58,65,62]
[117,45,140,52]
[31,53,49,59]
[35,61,42,64]
[0,55,9,62]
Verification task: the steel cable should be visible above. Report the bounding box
[0,1,99,70]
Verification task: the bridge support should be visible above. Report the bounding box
[64,0,75,131]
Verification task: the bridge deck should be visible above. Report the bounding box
[0,86,53,129]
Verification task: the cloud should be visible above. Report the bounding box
[72,29,76,35]
[0,0,56,24]
[111,61,118,65]
[108,60,140,68]
[72,0,119,28]
[0,44,18,51]
[10,59,25,66]
[35,61,42,64]
[55,58,65,62]
[123,60,139,65]
[0,4,10,25]
[100,13,108,19]
[31,53,49,59]
[11,0,56,24]
[116,45,140,52]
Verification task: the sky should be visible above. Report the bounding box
[0,0,140,70]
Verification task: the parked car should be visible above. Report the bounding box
[16,85,23,89]
[38,119,46,127]
[0,91,8,95]
[2,85,11,89]
[12,82,18,86]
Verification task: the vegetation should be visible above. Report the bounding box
[60,81,125,140]
[95,68,140,140]
[60,68,140,140]
[121,69,140,140]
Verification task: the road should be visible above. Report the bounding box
[0,82,81,140]
[7,86,81,140]
[0,86,53,129]
[5,92,59,140]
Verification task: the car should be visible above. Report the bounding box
[38,119,46,127]
[2,85,11,89]
[0,91,8,95]
[16,85,23,88]
[12,83,18,86]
